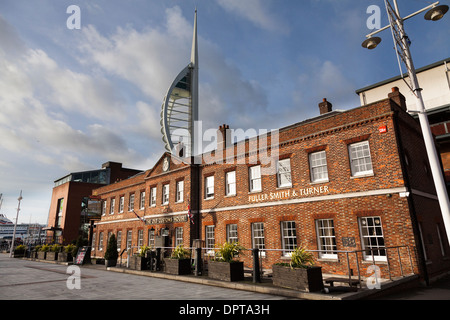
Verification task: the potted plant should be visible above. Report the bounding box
[58,244,75,262]
[13,245,27,258]
[208,242,245,282]
[46,244,61,260]
[104,234,118,268]
[272,246,324,292]
[38,244,50,260]
[130,245,150,270]
[164,245,191,275]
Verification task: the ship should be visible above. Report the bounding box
[0,214,13,225]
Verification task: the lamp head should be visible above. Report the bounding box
[362,37,382,50]
[424,5,449,21]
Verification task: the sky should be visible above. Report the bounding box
[0,0,449,224]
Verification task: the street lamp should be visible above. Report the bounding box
[362,0,450,245]
[9,191,23,258]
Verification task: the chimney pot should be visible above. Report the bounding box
[319,98,333,115]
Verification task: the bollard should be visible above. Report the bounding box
[156,247,161,271]
[252,248,261,283]
[195,247,202,276]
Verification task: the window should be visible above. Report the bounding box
[226,171,236,196]
[126,230,133,250]
[140,191,145,209]
[418,223,428,261]
[92,232,96,251]
[205,225,215,255]
[175,227,183,247]
[205,176,214,199]
[148,229,155,248]
[437,224,446,257]
[359,216,386,261]
[349,141,373,176]
[316,219,337,259]
[162,184,170,205]
[310,151,328,182]
[110,198,115,214]
[226,224,238,243]
[277,159,292,188]
[56,198,64,227]
[176,180,184,203]
[119,196,124,213]
[249,165,262,192]
[150,187,157,207]
[128,193,135,211]
[252,222,265,256]
[281,221,297,256]
[137,230,143,247]
[117,231,122,251]
[102,200,106,216]
[98,232,104,251]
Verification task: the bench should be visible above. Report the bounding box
[324,277,360,287]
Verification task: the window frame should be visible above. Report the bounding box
[309,151,329,183]
[140,191,145,209]
[316,219,338,260]
[226,224,238,243]
[249,165,262,192]
[162,184,170,205]
[226,171,236,196]
[204,175,215,199]
[349,141,373,177]
[205,225,215,255]
[251,222,265,257]
[128,193,135,212]
[150,187,157,207]
[277,159,292,188]
[176,180,184,203]
[358,216,386,262]
[281,221,297,257]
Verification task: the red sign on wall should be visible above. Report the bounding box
[379,125,387,134]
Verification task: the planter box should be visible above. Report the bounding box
[164,258,191,275]
[58,252,72,262]
[105,259,117,268]
[37,251,47,260]
[272,264,324,292]
[208,261,244,282]
[129,256,148,270]
[46,252,58,261]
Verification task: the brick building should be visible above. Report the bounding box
[91,88,450,282]
[46,161,142,244]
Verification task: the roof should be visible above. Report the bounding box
[355,57,450,94]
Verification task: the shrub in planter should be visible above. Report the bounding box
[272,246,324,292]
[46,244,61,260]
[164,245,191,275]
[130,246,150,270]
[58,244,75,262]
[13,245,27,258]
[38,244,50,260]
[104,234,118,268]
[208,242,245,282]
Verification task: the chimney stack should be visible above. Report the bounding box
[319,98,333,115]
[217,124,231,151]
[388,87,407,111]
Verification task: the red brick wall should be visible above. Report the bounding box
[91,93,450,279]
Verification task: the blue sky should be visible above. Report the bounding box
[1,0,449,224]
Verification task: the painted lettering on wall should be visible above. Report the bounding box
[248,185,330,203]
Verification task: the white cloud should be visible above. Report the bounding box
[216,0,289,34]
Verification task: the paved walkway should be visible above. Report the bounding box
[0,254,290,300]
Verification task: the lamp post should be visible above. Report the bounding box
[9,191,23,258]
[362,0,450,245]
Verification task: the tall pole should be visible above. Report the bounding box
[9,191,23,257]
[390,0,450,245]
